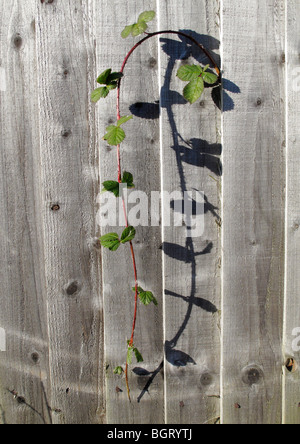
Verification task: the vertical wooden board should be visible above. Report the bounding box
[221,0,286,424]
[36,0,104,424]
[92,0,164,423]
[283,0,300,425]
[0,0,51,424]
[158,1,222,424]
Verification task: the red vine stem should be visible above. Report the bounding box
[116,31,220,401]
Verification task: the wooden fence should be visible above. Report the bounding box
[0,0,299,425]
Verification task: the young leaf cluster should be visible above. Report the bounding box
[91,69,123,103]
[127,342,144,365]
[177,64,218,104]
[114,366,124,376]
[133,287,158,306]
[100,226,136,251]
[103,115,133,146]
[121,11,156,38]
[102,172,135,197]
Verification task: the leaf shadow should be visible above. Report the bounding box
[129,101,160,120]
[170,140,222,176]
[165,289,218,314]
[135,362,164,403]
[161,241,213,263]
[165,342,196,367]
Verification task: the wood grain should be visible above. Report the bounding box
[36,0,104,424]
[158,0,222,425]
[283,0,300,425]
[92,0,164,424]
[0,0,51,424]
[221,0,286,425]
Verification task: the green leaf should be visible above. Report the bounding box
[123,172,133,182]
[104,126,126,146]
[102,180,120,197]
[107,72,123,83]
[92,70,121,102]
[100,232,120,251]
[105,125,116,132]
[131,21,148,37]
[133,347,144,363]
[117,115,133,127]
[103,116,132,146]
[102,173,134,197]
[127,343,143,364]
[121,226,136,244]
[91,87,109,102]
[132,286,145,293]
[139,291,158,306]
[138,11,156,23]
[107,82,118,91]
[97,69,112,85]
[183,77,205,104]
[127,346,133,365]
[96,70,123,93]
[177,64,218,89]
[202,72,218,85]
[114,366,124,376]
[122,172,134,189]
[177,64,202,82]
[122,10,156,39]
[133,287,158,306]
[121,25,134,39]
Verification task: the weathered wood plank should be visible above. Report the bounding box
[0,0,51,424]
[221,0,286,424]
[283,0,300,425]
[92,0,164,424]
[36,0,104,424]
[158,0,222,424]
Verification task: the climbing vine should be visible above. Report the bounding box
[92,10,220,401]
